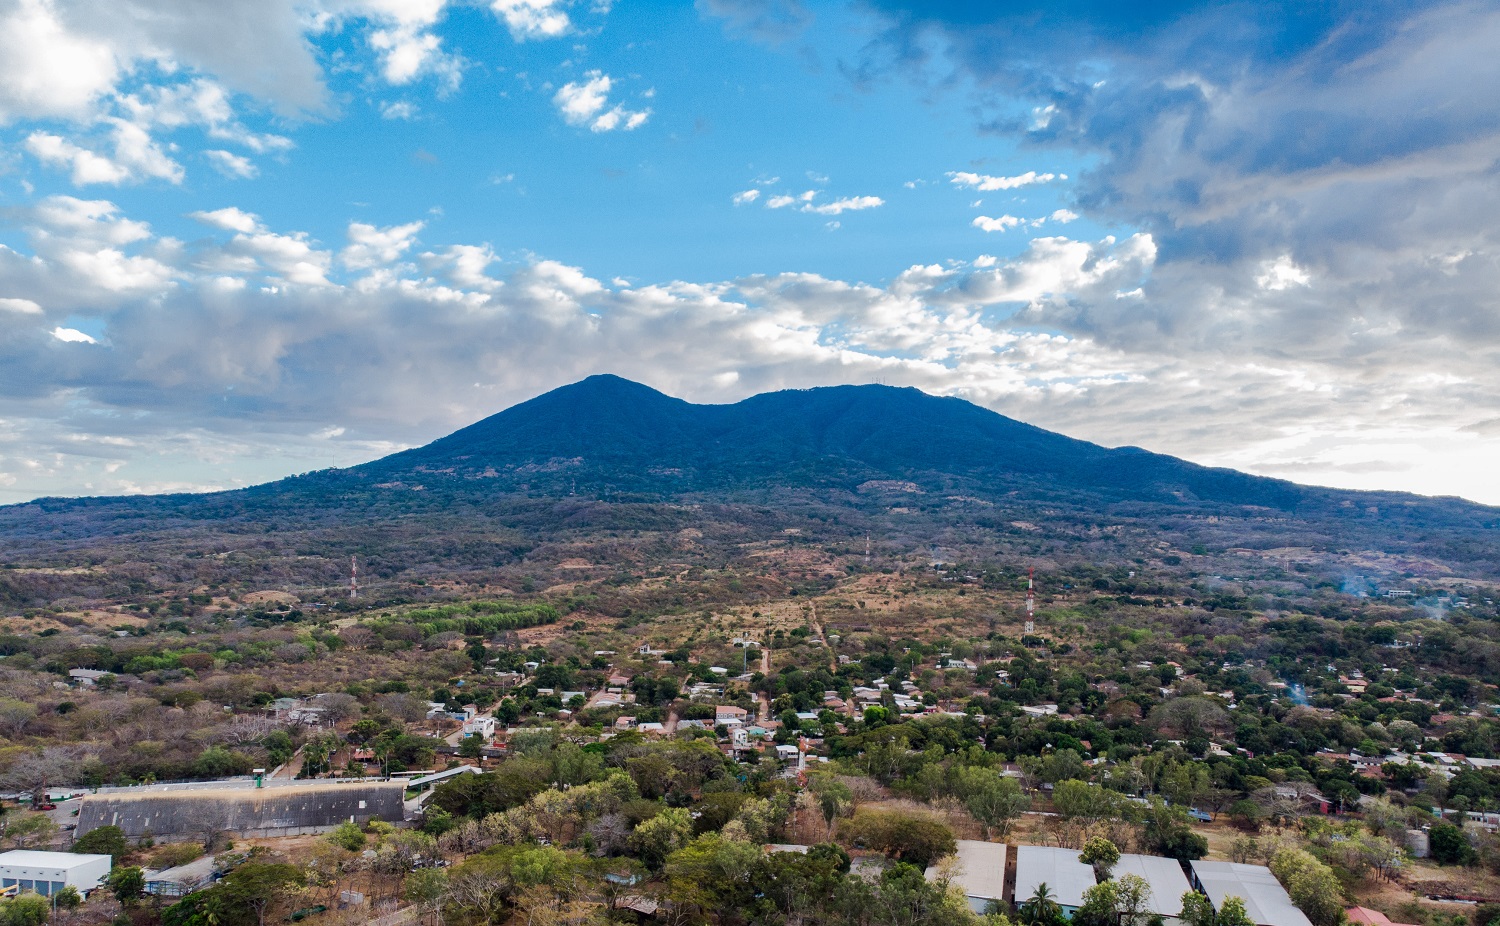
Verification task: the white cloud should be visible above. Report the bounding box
[51,326,96,343]
[762,190,881,215]
[972,215,1022,232]
[24,119,184,186]
[24,132,129,185]
[228,231,333,286]
[491,0,571,40]
[948,170,1058,191]
[205,149,258,179]
[803,195,883,215]
[0,0,119,122]
[732,189,761,205]
[189,207,264,234]
[1050,209,1079,224]
[381,100,418,120]
[0,298,43,315]
[1257,255,1311,291]
[552,71,650,132]
[341,221,425,270]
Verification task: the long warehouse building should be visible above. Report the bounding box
[1015,846,1095,917]
[77,779,406,841]
[1114,853,1194,924]
[1189,861,1313,926]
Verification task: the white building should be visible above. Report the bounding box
[1189,861,1313,926]
[462,716,496,739]
[1114,854,1193,923]
[1015,846,1094,917]
[0,850,112,897]
[927,840,1007,914]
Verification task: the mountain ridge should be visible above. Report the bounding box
[4,375,1499,592]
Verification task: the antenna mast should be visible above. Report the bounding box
[1024,566,1034,635]
[350,555,359,600]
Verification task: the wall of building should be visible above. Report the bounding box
[76,781,405,841]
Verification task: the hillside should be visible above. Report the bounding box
[2,374,1498,608]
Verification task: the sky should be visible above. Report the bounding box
[1,0,1499,505]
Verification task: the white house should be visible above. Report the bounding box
[462,716,496,739]
[0,850,112,897]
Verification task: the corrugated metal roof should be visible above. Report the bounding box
[1114,854,1193,918]
[1016,845,1095,909]
[1190,861,1313,926]
[927,840,1007,902]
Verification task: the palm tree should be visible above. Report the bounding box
[1021,882,1063,926]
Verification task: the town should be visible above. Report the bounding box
[0,550,1497,926]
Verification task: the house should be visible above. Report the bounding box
[926,840,1006,914]
[462,716,496,739]
[0,850,112,897]
[1189,861,1313,926]
[1014,846,1093,917]
[637,722,665,735]
[614,716,637,730]
[1347,908,1420,926]
[67,669,112,687]
[716,705,749,722]
[1020,704,1060,718]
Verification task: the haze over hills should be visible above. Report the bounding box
[3,375,1499,607]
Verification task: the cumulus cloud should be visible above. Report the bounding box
[491,0,571,40]
[732,189,761,205]
[804,195,883,215]
[553,71,650,132]
[972,215,1021,232]
[10,194,1499,507]
[51,326,97,343]
[947,170,1058,191]
[857,1,1500,366]
[762,190,882,216]
[341,221,424,270]
[189,207,263,234]
[0,299,43,315]
[205,150,258,179]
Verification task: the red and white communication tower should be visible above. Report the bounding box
[349,555,359,600]
[1024,567,1035,634]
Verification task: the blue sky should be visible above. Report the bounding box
[1,0,1499,506]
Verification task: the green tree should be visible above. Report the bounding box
[107,866,146,906]
[1075,875,1156,926]
[954,767,1030,838]
[1081,836,1120,881]
[1429,823,1475,866]
[1182,892,1254,926]
[0,895,49,926]
[1019,882,1067,926]
[404,868,449,925]
[632,807,693,869]
[52,885,82,910]
[72,824,128,864]
[663,833,761,919]
[326,821,366,851]
[1270,848,1346,926]
[844,808,957,869]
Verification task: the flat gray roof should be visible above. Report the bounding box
[1114,854,1193,918]
[927,840,1007,902]
[1016,845,1095,909]
[1190,861,1313,926]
